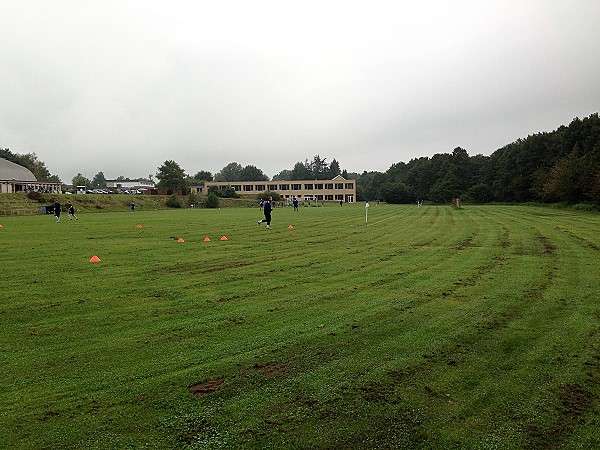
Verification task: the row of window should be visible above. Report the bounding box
[220,182,354,192]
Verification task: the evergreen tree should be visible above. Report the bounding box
[156,160,186,189]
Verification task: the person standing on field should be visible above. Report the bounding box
[67,201,78,220]
[54,199,61,223]
[258,196,272,229]
[293,197,299,211]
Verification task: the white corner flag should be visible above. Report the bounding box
[365,201,369,225]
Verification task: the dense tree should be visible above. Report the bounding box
[310,155,328,179]
[272,169,292,181]
[72,173,92,189]
[327,158,341,179]
[239,165,269,181]
[214,162,243,182]
[156,160,186,189]
[290,161,312,180]
[192,170,213,182]
[91,172,107,188]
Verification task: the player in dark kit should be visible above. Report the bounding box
[258,196,272,229]
[67,201,78,220]
[54,199,61,223]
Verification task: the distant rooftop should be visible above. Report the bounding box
[0,158,37,181]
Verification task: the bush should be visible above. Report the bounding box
[205,193,220,208]
[256,191,281,201]
[208,186,238,198]
[187,192,200,208]
[26,191,49,203]
[165,195,182,208]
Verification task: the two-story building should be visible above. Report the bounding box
[194,175,355,203]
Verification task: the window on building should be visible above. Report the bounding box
[315,183,323,190]
[335,194,344,200]
[268,184,277,191]
[345,183,354,189]
[256,184,265,191]
[232,185,241,191]
[325,183,333,189]
[292,184,301,190]
[335,183,343,189]
[304,183,313,190]
[243,185,254,191]
[325,195,334,200]
[279,184,289,190]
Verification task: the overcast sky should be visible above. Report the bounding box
[1,1,599,182]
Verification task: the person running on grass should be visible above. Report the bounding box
[54,199,61,223]
[67,201,78,220]
[258,196,272,229]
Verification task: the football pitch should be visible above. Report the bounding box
[1,203,599,448]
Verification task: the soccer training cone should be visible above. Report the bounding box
[288,224,294,229]
[204,237,211,242]
[178,238,185,243]
[89,255,101,262]
[0,224,3,228]
[220,236,228,241]
[136,224,143,228]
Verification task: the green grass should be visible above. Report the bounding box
[1,204,599,449]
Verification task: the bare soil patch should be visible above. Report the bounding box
[188,377,225,397]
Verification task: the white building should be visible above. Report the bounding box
[0,157,61,194]
[106,179,155,190]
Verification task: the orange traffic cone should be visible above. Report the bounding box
[89,255,101,262]
[204,237,211,242]
[220,236,228,241]
[136,224,143,228]
[178,238,185,243]
[288,224,294,229]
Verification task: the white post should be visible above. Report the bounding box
[365,201,369,225]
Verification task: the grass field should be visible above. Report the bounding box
[1,204,599,449]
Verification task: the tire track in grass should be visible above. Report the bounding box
[298,208,572,446]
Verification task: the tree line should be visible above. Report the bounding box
[3,113,598,205]
[356,113,599,205]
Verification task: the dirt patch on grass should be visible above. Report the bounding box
[557,382,596,418]
[523,382,597,449]
[246,362,290,377]
[537,235,557,255]
[456,236,475,250]
[188,377,225,397]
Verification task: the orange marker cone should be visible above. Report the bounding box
[178,238,185,243]
[288,224,294,229]
[89,255,101,262]
[220,236,228,241]
[204,237,211,242]
[136,224,143,228]
[0,224,3,228]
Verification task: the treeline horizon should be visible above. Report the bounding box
[356,113,599,205]
[2,113,598,205]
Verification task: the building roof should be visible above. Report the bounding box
[0,157,37,181]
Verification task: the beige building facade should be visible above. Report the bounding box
[194,175,356,202]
